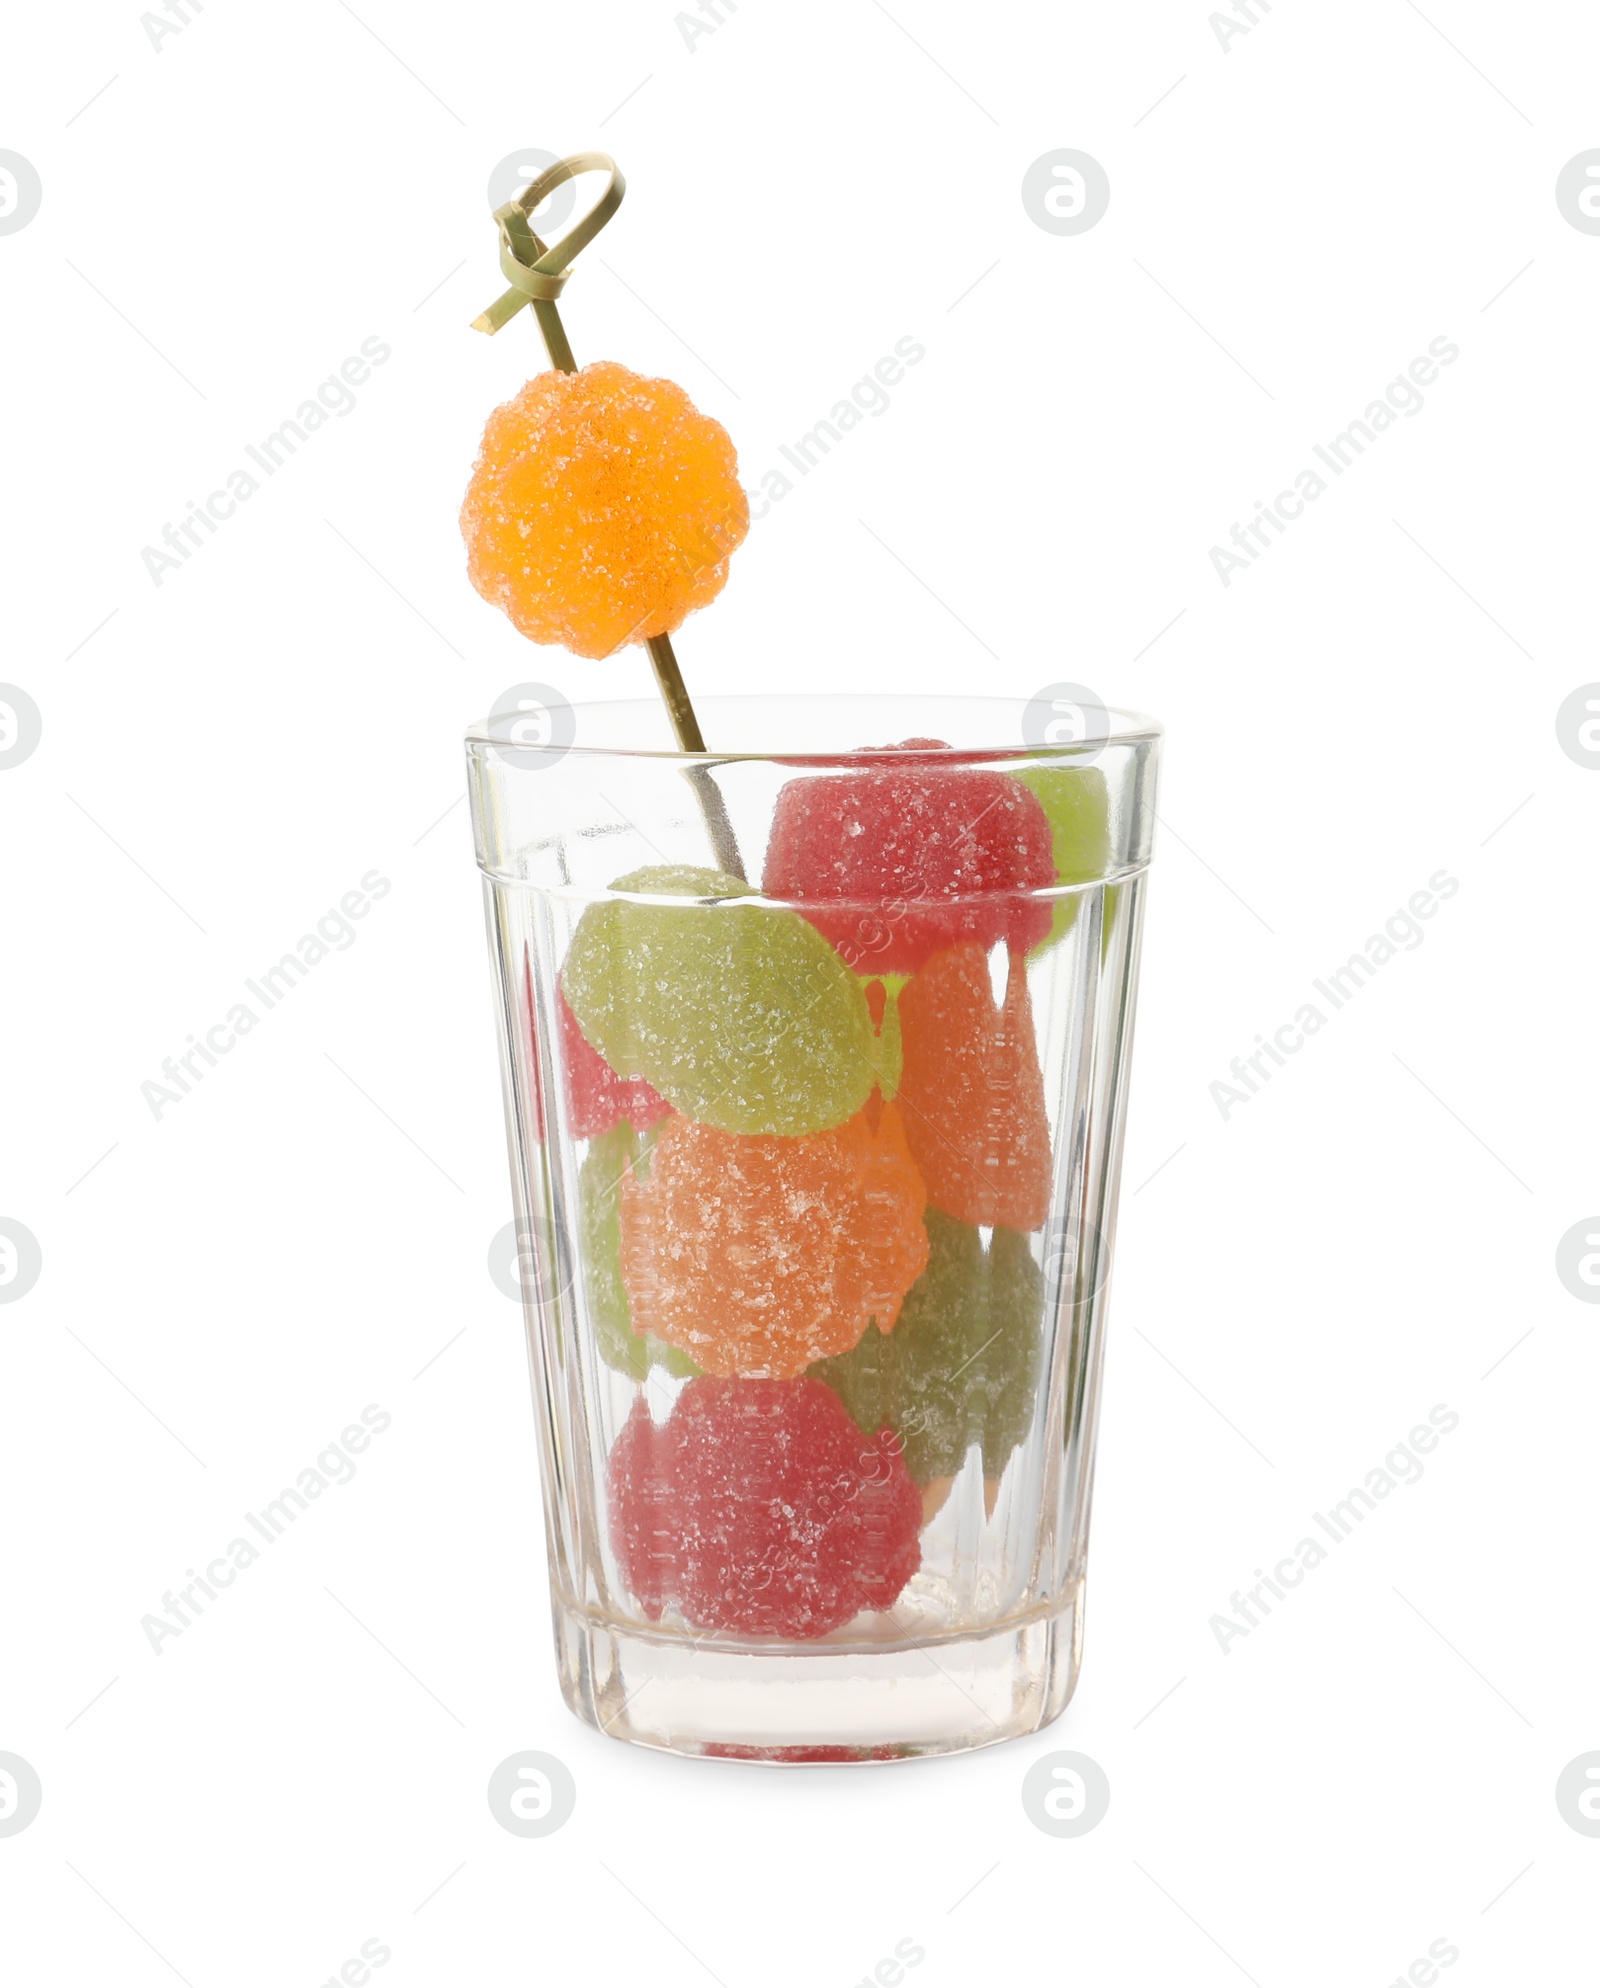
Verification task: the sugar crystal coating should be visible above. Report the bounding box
[579,1124,698,1382]
[618,1103,929,1378]
[460,360,748,660]
[810,1209,1043,1484]
[558,983,671,1139]
[606,1377,922,1638]
[561,865,879,1136]
[763,742,1055,973]
[896,943,1051,1231]
[606,1397,677,1621]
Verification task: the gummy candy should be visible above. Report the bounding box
[606,1396,677,1622]
[579,1124,698,1382]
[607,1377,922,1638]
[896,944,1051,1232]
[1016,765,1112,956]
[763,742,1055,973]
[562,866,883,1137]
[618,1104,929,1379]
[460,360,748,660]
[810,1209,1043,1488]
[558,984,671,1140]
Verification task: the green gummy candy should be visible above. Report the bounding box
[562,865,877,1137]
[809,1209,1044,1483]
[1018,765,1113,957]
[579,1124,698,1382]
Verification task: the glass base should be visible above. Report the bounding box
[555,1585,1083,1763]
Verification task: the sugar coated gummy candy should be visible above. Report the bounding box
[558,984,671,1140]
[578,1125,698,1382]
[763,741,1055,973]
[606,1377,922,1638]
[460,360,749,661]
[561,865,886,1137]
[810,1209,1043,1491]
[896,943,1051,1232]
[1015,764,1113,956]
[606,1396,677,1622]
[618,1103,929,1378]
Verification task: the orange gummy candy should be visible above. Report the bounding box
[618,1104,929,1379]
[460,360,748,661]
[896,945,1051,1232]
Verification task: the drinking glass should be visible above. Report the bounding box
[468,694,1160,1760]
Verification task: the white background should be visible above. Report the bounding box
[3,1,1598,1981]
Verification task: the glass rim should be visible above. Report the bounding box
[481,864,1153,906]
[464,692,1163,765]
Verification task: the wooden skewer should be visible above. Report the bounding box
[471,153,746,881]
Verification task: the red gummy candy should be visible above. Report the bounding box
[557,984,671,1140]
[605,1399,677,1621]
[897,943,1052,1232]
[607,1378,922,1639]
[762,741,1055,973]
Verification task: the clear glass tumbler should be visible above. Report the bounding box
[468,695,1160,1761]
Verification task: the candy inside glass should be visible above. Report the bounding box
[468,695,1160,1762]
